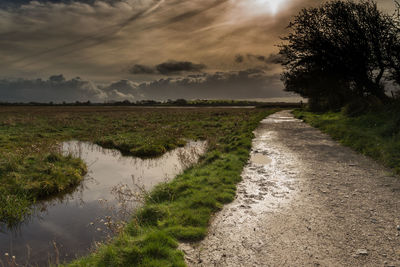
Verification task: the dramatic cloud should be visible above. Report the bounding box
[136,68,287,100]
[234,53,282,65]
[100,79,142,101]
[0,0,322,81]
[0,0,396,100]
[129,64,157,75]
[0,75,106,103]
[247,54,269,63]
[0,69,296,102]
[156,61,206,75]
[129,61,206,75]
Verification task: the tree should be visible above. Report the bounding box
[278,0,400,110]
[388,1,400,85]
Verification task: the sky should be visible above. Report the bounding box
[0,0,397,102]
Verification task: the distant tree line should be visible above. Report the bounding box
[278,0,400,112]
[0,99,302,108]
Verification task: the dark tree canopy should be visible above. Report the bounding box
[390,1,400,85]
[278,0,400,110]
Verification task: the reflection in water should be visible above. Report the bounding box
[0,140,206,266]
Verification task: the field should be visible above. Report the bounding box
[293,104,400,174]
[0,106,276,266]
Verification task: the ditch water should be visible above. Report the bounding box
[0,140,206,266]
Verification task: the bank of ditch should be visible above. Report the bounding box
[293,104,400,174]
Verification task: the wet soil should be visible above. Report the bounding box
[181,110,400,267]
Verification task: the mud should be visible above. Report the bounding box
[181,110,400,267]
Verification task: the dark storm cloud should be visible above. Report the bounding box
[247,54,282,64]
[0,68,290,102]
[0,75,106,102]
[136,68,286,100]
[129,61,207,75]
[234,53,282,66]
[0,75,141,102]
[156,61,206,75]
[247,54,268,63]
[129,64,157,74]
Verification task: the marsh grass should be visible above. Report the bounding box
[62,108,276,267]
[0,106,276,266]
[0,149,86,226]
[293,103,400,174]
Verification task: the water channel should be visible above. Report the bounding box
[0,140,206,266]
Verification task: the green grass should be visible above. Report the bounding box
[62,108,275,267]
[0,152,86,225]
[0,107,276,266]
[293,104,400,174]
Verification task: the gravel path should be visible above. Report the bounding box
[180,110,400,267]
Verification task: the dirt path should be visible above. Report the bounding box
[180,110,400,267]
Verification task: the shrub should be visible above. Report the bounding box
[342,96,382,117]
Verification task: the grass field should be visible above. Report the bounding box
[293,104,400,174]
[0,106,276,265]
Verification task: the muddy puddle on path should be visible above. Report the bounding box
[0,140,206,266]
[181,112,301,266]
[250,153,272,165]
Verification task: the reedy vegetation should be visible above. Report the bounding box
[0,107,275,266]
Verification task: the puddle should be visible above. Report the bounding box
[262,113,300,123]
[0,140,206,266]
[181,111,301,266]
[250,153,272,165]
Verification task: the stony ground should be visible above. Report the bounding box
[180,110,400,267]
